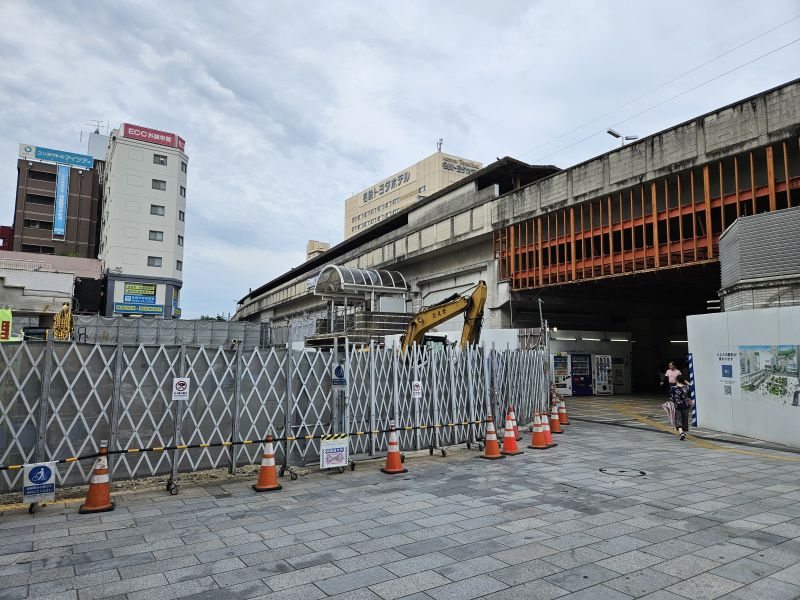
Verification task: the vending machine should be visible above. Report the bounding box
[551,352,572,396]
[570,353,593,396]
[593,354,614,395]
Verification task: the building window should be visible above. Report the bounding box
[21,244,54,254]
[180,186,186,197]
[152,179,166,191]
[177,235,184,246]
[149,230,164,241]
[147,256,162,267]
[181,162,187,173]
[153,154,168,166]
[176,260,183,271]
[418,185,427,193]
[24,219,53,230]
[26,193,54,205]
[150,204,165,216]
[179,210,185,222]
[28,170,57,182]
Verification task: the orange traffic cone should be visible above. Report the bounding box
[381,423,407,474]
[550,405,563,434]
[79,441,114,514]
[253,435,282,492]
[508,405,522,441]
[480,416,505,460]
[501,413,524,456]
[542,412,558,448]
[558,399,570,425]
[527,413,548,450]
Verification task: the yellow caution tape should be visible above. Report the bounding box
[127,449,140,453]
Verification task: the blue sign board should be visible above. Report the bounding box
[123,294,156,305]
[23,145,94,169]
[114,303,165,316]
[53,165,70,237]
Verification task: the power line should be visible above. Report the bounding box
[518,14,800,160]
[532,36,800,163]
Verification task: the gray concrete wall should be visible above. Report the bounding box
[493,79,800,226]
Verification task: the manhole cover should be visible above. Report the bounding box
[599,468,646,477]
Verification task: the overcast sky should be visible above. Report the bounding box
[1,1,797,318]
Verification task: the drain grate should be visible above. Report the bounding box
[599,467,646,477]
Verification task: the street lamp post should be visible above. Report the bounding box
[607,128,639,147]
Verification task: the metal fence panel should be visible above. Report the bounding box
[0,341,547,491]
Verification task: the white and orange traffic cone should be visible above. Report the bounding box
[501,413,524,456]
[480,416,505,460]
[253,435,282,492]
[558,400,570,425]
[527,413,548,450]
[508,405,522,441]
[550,405,563,434]
[542,412,558,448]
[79,441,114,514]
[381,423,407,474]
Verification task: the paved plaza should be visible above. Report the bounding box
[1,398,799,600]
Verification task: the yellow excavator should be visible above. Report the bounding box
[400,281,487,353]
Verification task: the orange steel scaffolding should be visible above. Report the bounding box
[495,140,800,290]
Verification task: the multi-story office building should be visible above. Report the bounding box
[344,151,481,239]
[99,123,188,318]
[11,144,101,257]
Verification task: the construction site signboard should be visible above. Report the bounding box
[320,436,348,469]
[23,462,56,504]
[172,377,190,402]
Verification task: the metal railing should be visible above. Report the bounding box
[0,340,548,491]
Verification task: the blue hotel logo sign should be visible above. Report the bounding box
[19,143,94,169]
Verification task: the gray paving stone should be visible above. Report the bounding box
[365,521,422,539]
[488,558,561,586]
[426,574,508,600]
[334,549,408,574]
[195,541,268,563]
[694,541,758,563]
[386,552,456,577]
[325,589,384,600]
[264,562,344,592]
[604,568,682,597]
[490,579,570,600]
[748,539,800,567]
[540,532,603,551]
[709,556,780,583]
[128,576,218,600]
[163,557,246,584]
[771,562,800,585]
[596,550,663,574]
[212,559,293,587]
[665,572,743,599]
[557,584,634,599]
[640,538,704,559]
[119,553,199,579]
[587,536,651,556]
[316,565,395,595]
[433,555,508,581]
[396,537,460,558]
[77,573,168,600]
[0,586,27,600]
[544,564,620,592]
[369,570,451,600]
[728,577,800,599]
[650,554,721,578]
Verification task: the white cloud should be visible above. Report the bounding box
[0,0,797,318]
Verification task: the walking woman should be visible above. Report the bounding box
[670,374,693,441]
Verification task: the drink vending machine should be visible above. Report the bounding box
[593,354,614,395]
[551,352,572,396]
[570,353,593,396]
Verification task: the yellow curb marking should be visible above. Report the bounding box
[608,403,800,463]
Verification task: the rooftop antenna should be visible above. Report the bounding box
[437,138,443,152]
[81,120,109,144]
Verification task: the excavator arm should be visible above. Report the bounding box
[400,281,487,352]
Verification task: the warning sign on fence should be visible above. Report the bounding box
[411,380,423,399]
[320,437,349,469]
[23,462,56,504]
[172,377,190,402]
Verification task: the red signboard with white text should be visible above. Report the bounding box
[176,136,186,152]
[122,123,181,149]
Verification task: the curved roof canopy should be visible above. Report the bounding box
[313,265,407,297]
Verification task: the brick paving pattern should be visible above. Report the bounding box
[1,400,799,599]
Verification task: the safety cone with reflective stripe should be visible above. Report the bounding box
[542,412,558,448]
[501,413,524,456]
[253,435,282,492]
[508,405,522,441]
[527,413,548,450]
[381,423,407,474]
[480,416,505,460]
[550,405,563,434]
[79,441,114,514]
[558,400,570,425]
